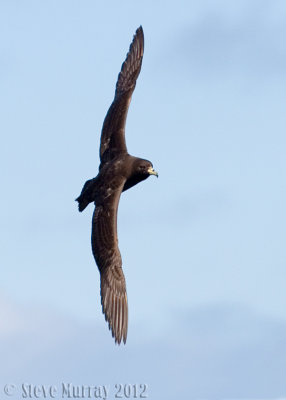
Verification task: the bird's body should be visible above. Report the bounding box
[76,26,157,344]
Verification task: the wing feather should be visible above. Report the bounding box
[91,182,128,344]
[99,26,144,165]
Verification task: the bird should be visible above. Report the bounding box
[76,26,158,344]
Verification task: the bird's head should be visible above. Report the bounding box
[136,159,158,178]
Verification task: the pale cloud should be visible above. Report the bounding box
[1,296,286,399]
[173,1,286,80]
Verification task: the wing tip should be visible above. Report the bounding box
[102,294,128,345]
[100,279,128,345]
[135,25,144,47]
[133,25,144,56]
[115,26,144,97]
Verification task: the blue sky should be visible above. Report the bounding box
[1,1,286,399]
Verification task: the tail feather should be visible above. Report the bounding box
[75,178,97,212]
[75,194,91,212]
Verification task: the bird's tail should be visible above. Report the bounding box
[75,177,97,212]
[76,194,91,212]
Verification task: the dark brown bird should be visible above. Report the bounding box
[76,26,158,344]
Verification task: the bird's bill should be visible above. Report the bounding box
[148,166,159,177]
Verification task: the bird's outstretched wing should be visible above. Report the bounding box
[91,181,128,344]
[99,26,144,165]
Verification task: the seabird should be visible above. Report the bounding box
[76,26,158,344]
